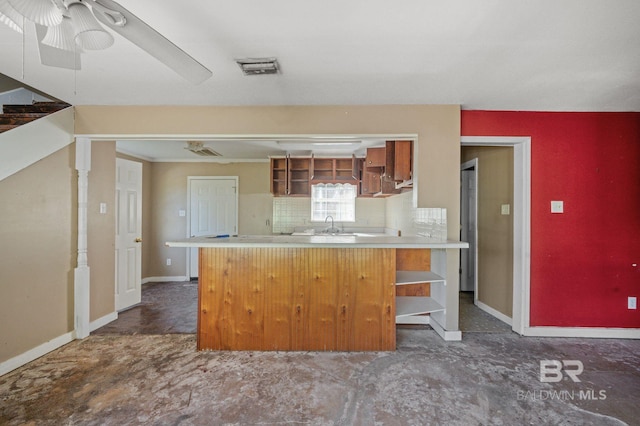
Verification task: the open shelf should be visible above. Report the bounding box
[396,270,445,285]
[396,296,444,318]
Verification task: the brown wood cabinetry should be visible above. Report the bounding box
[385,140,412,182]
[270,157,288,196]
[361,170,381,194]
[365,147,386,167]
[198,247,396,351]
[288,157,311,196]
[270,157,311,196]
[272,156,361,196]
[311,156,358,182]
[361,140,413,196]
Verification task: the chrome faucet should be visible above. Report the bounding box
[324,215,340,234]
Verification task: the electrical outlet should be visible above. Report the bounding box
[628,297,637,310]
[166,258,172,266]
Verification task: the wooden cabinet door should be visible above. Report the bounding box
[362,170,381,194]
[393,140,412,181]
[365,147,385,168]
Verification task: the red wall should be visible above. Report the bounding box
[462,111,640,328]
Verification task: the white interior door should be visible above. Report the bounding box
[115,158,142,311]
[460,160,478,293]
[189,177,238,278]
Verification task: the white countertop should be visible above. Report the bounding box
[166,235,469,249]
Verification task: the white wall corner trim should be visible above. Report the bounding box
[524,327,640,339]
[89,312,118,332]
[0,331,75,377]
[0,107,74,182]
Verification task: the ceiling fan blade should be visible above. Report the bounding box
[87,0,212,84]
[35,23,81,70]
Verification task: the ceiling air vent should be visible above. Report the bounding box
[235,57,280,75]
[185,141,221,157]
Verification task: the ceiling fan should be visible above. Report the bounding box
[0,0,212,84]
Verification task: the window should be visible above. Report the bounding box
[311,183,357,222]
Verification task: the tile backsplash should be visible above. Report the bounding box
[272,197,386,234]
[384,191,447,239]
[414,207,448,240]
[273,193,447,240]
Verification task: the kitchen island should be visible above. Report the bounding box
[166,235,467,351]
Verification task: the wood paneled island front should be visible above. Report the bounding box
[166,235,467,351]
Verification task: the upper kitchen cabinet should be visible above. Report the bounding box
[310,156,359,183]
[362,140,413,196]
[365,147,386,168]
[288,157,311,196]
[270,157,288,196]
[385,140,412,182]
[270,156,311,196]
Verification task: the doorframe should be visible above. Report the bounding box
[461,136,531,335]
[460,158,478,299]
[186,176,239,279]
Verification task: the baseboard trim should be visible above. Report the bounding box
[396,316,462,341]
[523,326,640,339]
[89,312,118,332]
[429,318,462,341]
[0,331,75,377]
[476,301,513,326]
[142,276,189,284]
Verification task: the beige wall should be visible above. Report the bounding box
[148,162,271,277]
[0,145,76,362]
[76,104,462,329]
[462,146,514,317]
[88,142,116,321]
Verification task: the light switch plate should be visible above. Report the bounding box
[501,204,510,215]
[99,203,107,214]
[629,297,637,310]
[179,209,186,217]
[551,201,564,213]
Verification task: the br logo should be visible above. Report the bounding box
[539,360,583,383]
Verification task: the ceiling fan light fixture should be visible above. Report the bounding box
[7,0,62,26]
[235,57,280,76]
[69,1,113,50]
[42,15,77,50]
[0,0,24,33]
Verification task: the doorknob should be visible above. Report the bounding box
[135,237,142,243]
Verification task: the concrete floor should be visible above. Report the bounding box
[1,282,639,425]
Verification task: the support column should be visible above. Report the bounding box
[74,137,91,339]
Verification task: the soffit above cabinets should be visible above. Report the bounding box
[115,136,414,162]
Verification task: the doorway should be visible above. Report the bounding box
[187,177,238,278]
[460,159,478,295]
[461,136,531,335]
[115,158,143,311]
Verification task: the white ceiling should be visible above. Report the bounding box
[0,0,638,112]
[2,1,639,160]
